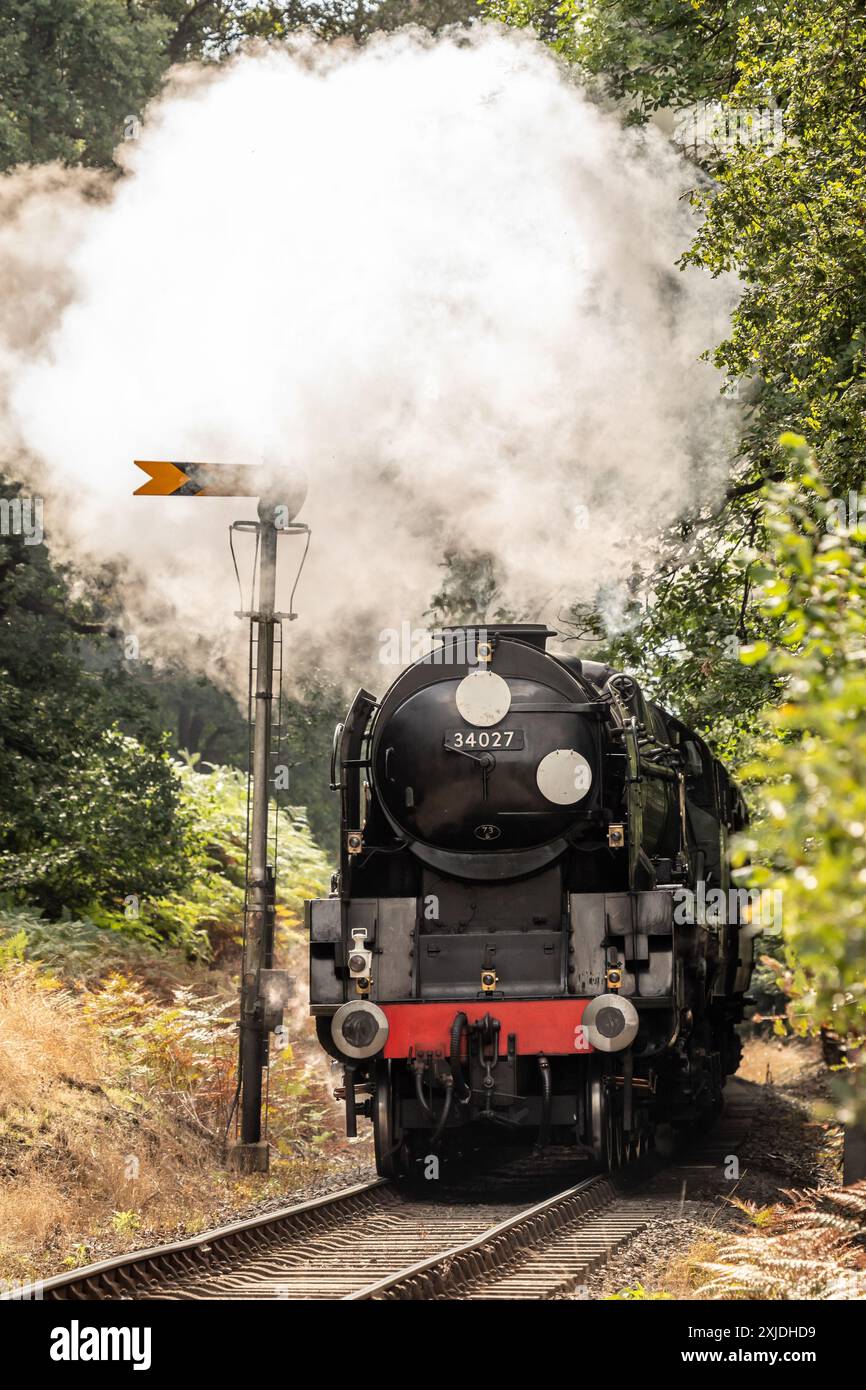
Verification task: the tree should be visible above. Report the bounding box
[0,1,172,168]
[208,0,480,47]
[278,673,348,856]
[596,512,782,766]
[487,0,866,760]
[481,1,750,115]
[0,476,191,915]
[0,0,481,172]
[485,4,866,1137]
[681,1,866,499]
[488,0,866,495]
[736,438,866,1125]
[141,665,249,768]
[426,549,515,628]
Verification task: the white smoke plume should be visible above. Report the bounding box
[1,25,737,687]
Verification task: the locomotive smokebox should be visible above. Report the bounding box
[369,624,604,876]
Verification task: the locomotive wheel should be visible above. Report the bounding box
[633,1129,651,1161]
[625,1132,643,1164]
[372,1060,408,1179]
[586,1067,606,1164]
[586,1063,625,1172]
[603,1084,625,1172]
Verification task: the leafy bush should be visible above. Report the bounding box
[0,477,195,918]
[735,440,866,1120]
[147,760,332,956]
[0,756,332,962]
[81,972,237,1139]
[80,969,332,1152]
[0,728,191,916]
[0,902,160,980]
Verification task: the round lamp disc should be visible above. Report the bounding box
[455,669,512,728]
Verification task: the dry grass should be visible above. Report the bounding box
[592,1039,848,1301]
[656,1236,725,1298]
[0,966,101,1100]
[0,959,358,1286]
[644,1185,866,1302]
[0,964,213,1274]
[737,1036,817,1088]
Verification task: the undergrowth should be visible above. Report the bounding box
[698,1186,866,1299]
[0,763,342,1286]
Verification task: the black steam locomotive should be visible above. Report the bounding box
[307,625,752,1176]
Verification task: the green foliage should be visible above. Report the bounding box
[279,673,347,857]
[0,479,193,917]
[427,549,516,627]
[136,662,345,858]
[491,0,866,783]
[607,1283,672,1300]
[488,1,866,1128]
[140,666,249,769]
[0,476,331,949]
[2,725,190,911]
[735,441,866,1118]
[0,902,162,980]
[110,1210,142,1235]
[0,0,172,168]
[151,760,331,955]
[162,0,481,55]
[681,2,866,499]
[482,0,748,114]
[748,935,788,1029]
[592,519,781,765]
[493,0,866,498]
[0,0,482,172]
[0,925,27,969]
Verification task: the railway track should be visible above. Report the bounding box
[23,1172,653,1302]
[18,1082,757,1302]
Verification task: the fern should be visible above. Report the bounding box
[700,1181,866,1299]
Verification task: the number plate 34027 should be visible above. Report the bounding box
[444,729,525,750]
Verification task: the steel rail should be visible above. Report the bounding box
[346,1173,617,1300]
[7,1178,390,1302]
[12,1090,757,1302]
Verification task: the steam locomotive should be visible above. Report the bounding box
[306,625,753,1176]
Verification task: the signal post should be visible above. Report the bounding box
[134,460,308,1173]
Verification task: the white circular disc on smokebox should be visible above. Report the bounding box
[454,669,511,727]
[536,749,593,804]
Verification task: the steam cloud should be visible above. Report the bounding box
[1,26,737,686]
